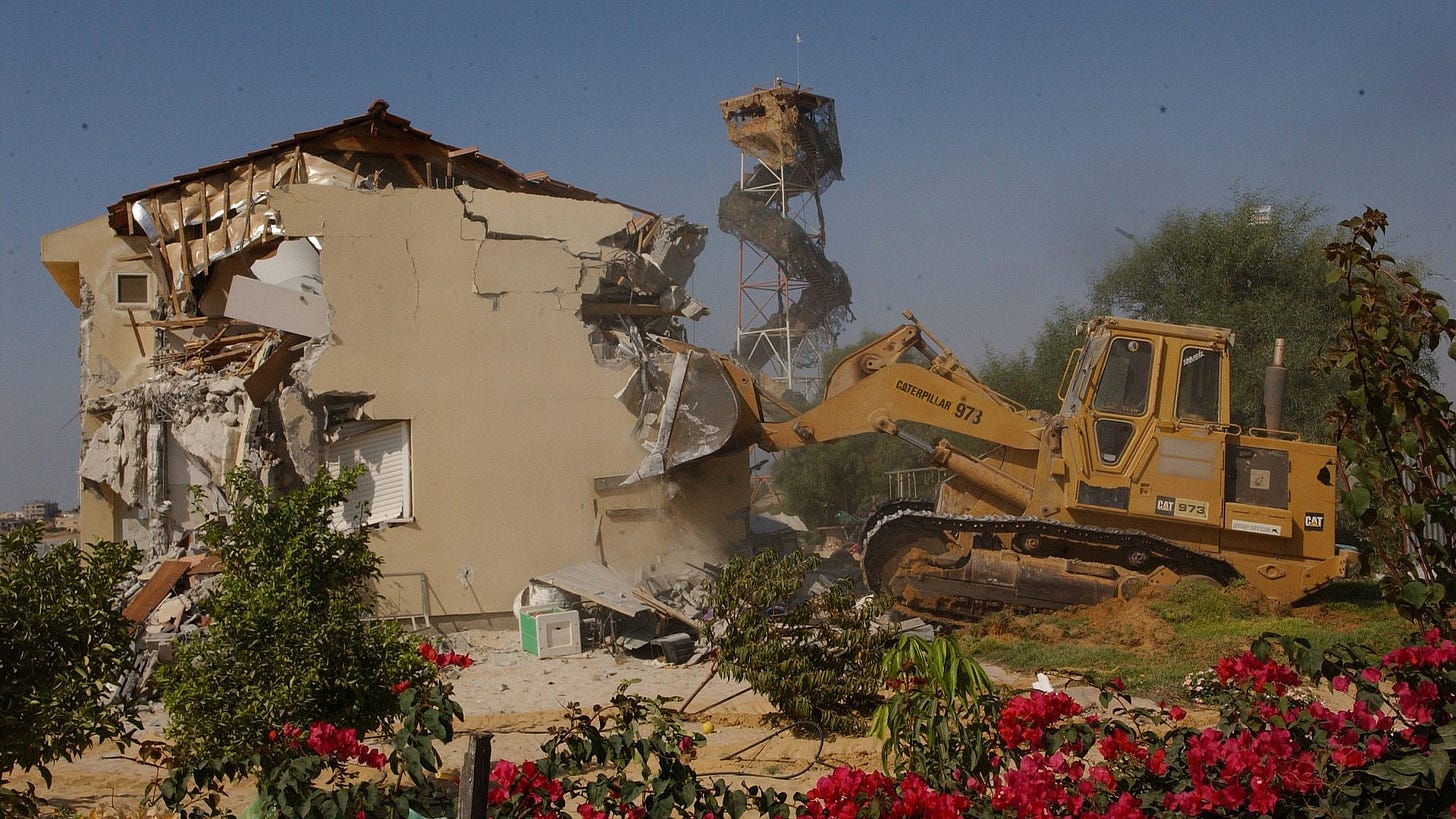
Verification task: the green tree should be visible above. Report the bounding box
[0,524,139,812]
[983,195,1350,441]
[156,469,420,765]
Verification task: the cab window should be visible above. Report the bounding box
[1059,336,1107,417]
[1176,347,1222,422]
[1091,338,1153,416]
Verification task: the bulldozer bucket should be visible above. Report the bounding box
[625,348,746,482]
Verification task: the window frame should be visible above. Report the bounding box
[1174,345,1223,424]
[114,271,151,308]
[325,420,412,528]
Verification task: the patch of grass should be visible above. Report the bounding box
[966,636,1177,690]
[959,579,1415,702]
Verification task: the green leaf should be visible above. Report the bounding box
[1345,485,1372,518]
[1430,746,1451,788]
[1401,581,1432,607]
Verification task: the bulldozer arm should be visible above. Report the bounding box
[623,317,1047,488]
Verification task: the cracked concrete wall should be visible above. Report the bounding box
[43,216,161,400]
[269,185,747,615]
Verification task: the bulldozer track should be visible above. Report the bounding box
[861,507,1241,610]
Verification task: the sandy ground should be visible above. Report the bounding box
[18,628,1128,815]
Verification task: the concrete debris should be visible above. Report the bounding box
[621,348,741,483]
[112,552,219,703]
[223,266,330,338]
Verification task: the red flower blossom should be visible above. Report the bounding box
[1382,630,1456,670]
[419,641,473,669]
[301,722,386,769]
[1393,679,1441,724]
[997,691,1084,748]
[1214,652,1302,695]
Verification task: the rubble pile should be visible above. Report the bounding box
[113,551,218,701]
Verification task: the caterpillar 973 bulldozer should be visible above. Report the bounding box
[627,311,1352,617]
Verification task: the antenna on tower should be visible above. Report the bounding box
[795,33,802,86]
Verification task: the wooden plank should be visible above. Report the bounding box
[221,172,231,251]
[141,316,214,328]
[126,309,147,356]
[200,346,256,367]
[244,162,254,247]
[185,330,268,354]
[393,153,426,187]
[123,560,190,623]
[199,179,210,277]
[244,332,307,404]
[183,321,237,353]
[309,134,451,159]
[633,588,701,632]
[184,554,222,575]
[458,733,493,819]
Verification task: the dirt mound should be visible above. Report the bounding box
[976,590,1175,655]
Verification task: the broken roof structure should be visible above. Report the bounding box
[41,100,747,629]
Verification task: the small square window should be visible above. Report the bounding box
[115,273,149,306]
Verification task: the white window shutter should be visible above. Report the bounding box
[326,421,411,527]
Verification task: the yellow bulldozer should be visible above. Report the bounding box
[627,311,1352,617]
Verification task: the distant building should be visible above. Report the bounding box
[51,510,81,532]
[20,500,60,521]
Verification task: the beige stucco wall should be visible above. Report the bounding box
[272,185,747,615]
[42,216,160,399]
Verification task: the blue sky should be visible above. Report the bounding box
[2,2,1454,511]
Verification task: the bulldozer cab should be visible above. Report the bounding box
[1057,317,1345,598]
[1060,318,1234,541]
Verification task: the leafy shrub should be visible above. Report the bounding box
[870,635,994,790]
[1323,207,1456,624]
[488,683,795,818]
[156,469,418,763]
[152,469,459,817]
[706,549,895,734]
[0,523,139,812]
[482,626,1456,817]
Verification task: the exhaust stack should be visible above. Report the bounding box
[1263,338,1288,432]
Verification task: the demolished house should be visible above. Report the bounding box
[41,100,750,625]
